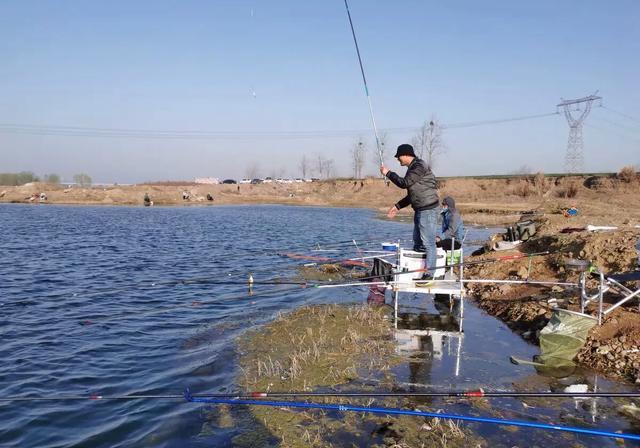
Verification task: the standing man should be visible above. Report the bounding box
[380,144,440,280]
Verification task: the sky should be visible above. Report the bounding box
[0,0,639,183]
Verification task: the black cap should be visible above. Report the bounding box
[394,144,416,158]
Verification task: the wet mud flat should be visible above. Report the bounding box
[201,304,481,447]
[465,224,640,384]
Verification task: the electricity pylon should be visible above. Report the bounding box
[557,92,602,173]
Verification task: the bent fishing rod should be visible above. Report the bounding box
[343,0,383,165]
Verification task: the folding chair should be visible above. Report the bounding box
[580,269,640,325]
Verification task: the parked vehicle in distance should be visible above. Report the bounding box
[304,178,313,182]
[222,179,237,184]
[239,178,251,184]
[263,177,273,183]
[311,178,320,182]
[275,178,285,184]
[294,178,303,183]
[250,178,263,184]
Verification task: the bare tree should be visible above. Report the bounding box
[299,155,310,178]
[412,117,445,169]
[315,154,326,179]
[314,154,335,179]
[351,139,366,178]
[73,173,92,187]
[245,163,260,179]
[324,159,335,179]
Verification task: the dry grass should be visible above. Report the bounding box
[555,181,579,198]
[618,166,638,183]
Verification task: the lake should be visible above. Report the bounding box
[1,204,637,447]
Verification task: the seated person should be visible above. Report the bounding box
[436,196,464,250]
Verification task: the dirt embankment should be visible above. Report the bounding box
[2,172,639,228]
[465,219,640,383]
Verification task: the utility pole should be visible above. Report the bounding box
[557,92,602,173]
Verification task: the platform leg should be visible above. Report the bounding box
[459,293,464,333]
[455,335,462,377]
[394,289,399,330]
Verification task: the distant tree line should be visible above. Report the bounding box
[0,171,40,186]
[0,171,92,186]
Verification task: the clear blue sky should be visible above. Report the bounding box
[1,1,638,182]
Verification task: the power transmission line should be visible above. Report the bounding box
[0,111,560,140]
[442,112,559,129]
[592,116,640,135]
[585,122,640,144]
[601,105,640,125]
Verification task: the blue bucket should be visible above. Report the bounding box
[382,242,398,252]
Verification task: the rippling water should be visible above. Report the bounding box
[1,204,638,447]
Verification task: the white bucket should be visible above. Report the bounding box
[396,248,446,283]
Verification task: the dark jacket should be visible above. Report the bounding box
[386,158,439,211]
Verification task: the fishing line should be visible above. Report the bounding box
[343,0,383,165]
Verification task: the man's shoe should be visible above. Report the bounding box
[416,273,434,287]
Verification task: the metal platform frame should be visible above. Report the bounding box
[580,270,640,325]
[385,240,466,332]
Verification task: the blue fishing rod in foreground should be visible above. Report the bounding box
[184,389,640,442]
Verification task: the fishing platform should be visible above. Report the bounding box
[379,243,466,333]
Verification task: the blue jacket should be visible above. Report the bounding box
[440,197,465,241]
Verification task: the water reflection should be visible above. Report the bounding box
[395,295,464,382]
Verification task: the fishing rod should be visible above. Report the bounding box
[279,251,394,267]
[32,273,305,302]
[184,389,640,399]
[35,250,556,305]
[5,388,640,402]
[251,236,396,255]
[316,278,578,289]
[347,250,553,285]
[9,390,635,441]
[343,0,383,165]
[184,391,640,442]
[76,283,305,326]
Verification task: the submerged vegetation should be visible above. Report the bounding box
[199,304,481,447]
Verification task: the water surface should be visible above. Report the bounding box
[1,204,637,447]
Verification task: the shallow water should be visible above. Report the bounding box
[0,204,638,447]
